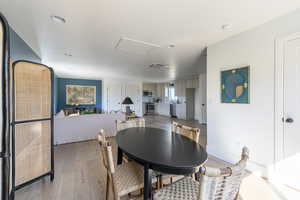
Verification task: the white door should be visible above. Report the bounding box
[107,84,122,112]
[125,84,141,116]
[186,88,195,120]
[277,36,300,190]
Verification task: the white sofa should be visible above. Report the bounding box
[54,112,126,145]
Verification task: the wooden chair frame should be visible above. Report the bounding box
[172,121,200,143]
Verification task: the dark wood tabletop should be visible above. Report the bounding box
[116,127,207,200]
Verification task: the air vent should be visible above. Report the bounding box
[115,37,160,55]
[148,64,170,71]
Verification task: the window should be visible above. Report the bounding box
[165,86,169,98]
[163,84,176,102]
[166,86,176,101]
[169,87,175,101]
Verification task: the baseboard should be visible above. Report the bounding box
[55,138,97,146]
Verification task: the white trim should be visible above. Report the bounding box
[274,32,300,169]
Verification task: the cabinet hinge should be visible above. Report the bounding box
[0,152,10,158]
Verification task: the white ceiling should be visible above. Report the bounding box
[1,0,300,82]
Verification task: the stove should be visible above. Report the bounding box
[145,103,155,114]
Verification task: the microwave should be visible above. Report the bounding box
[143,91,153,97]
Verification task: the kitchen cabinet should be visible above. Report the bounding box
[175,80,186,97]
[176,103,186,119]
[156,83,166,97]
[156,103,170,116]
[186,78,199,88]
[106,83,141,116]
[143,83,156,96]
[175,78,199,97]
[142,103,146,115]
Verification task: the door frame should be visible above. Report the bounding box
[274,32,300,168]
[0,12,11,200]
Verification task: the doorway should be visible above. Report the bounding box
[186,88,195,120]
[275,33,300,190]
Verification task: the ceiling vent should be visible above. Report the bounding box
[148,63,170,71]
[115,37,160,55]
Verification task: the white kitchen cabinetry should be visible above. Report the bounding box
[186,78,199,88]
[176,103,186,119]
[175,80,186,97]
[143,83,156,95]
[156,83,166,97]
[156,103,170,116]
[142,103,146,115]
[106,82,142,116]
[175,78,199,97]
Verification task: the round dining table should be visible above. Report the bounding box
[116,127,208,200]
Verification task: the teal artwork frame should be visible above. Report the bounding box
[221,66,249,103]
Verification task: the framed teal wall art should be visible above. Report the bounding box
[221,66,249,103]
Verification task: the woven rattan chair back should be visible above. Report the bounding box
[116,118,146,163]
[172,121,200,143]
[199,147,250,200]
[116,118,145,131]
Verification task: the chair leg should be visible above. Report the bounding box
[235,191,240,200]
[191,173,195,180]
[195,172,200,181]
[156,176,161,190]
[106,173,110,200]
[159,175,163,189]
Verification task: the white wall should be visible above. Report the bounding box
[102,78,143,116]
[195,73,207,123]
[207,9,300,176]
[196,73,207,123]
[54,113,126,145]
[195,88,200,120]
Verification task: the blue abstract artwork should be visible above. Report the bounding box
[221,66,249,103]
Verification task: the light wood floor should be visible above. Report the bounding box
[14,115,299,200]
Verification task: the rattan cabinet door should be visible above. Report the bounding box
[14,63,51,121]
[12,61,54,187]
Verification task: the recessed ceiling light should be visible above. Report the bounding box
[168,44,175,48]
[222,24,231,30]
[64,53,72,57]
[51,15,66,24]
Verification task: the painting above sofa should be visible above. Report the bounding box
[66,84,96,105]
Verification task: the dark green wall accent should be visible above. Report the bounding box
[56,78,102,113]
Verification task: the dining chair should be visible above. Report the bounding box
[98,129,157,200]
[172,121,200,143]
[116,118,145,162]
[116,117,146,131]
[159,122,201,186]
[154,147,250,200]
